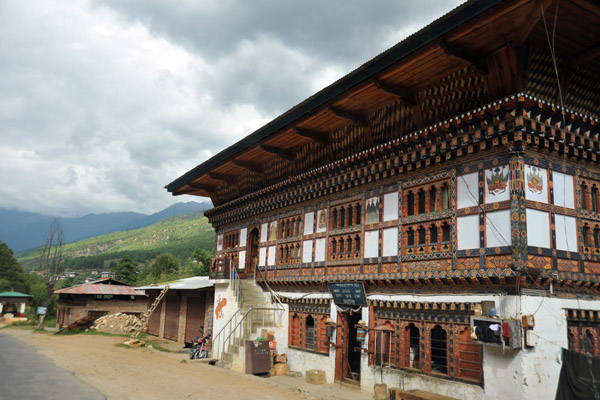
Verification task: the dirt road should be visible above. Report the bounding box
[2,327,371,400]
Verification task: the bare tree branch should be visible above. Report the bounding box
[37,219,64,329]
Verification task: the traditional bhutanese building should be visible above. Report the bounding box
[165,0,600,398]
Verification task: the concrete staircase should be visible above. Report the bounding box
[216,279,281,371]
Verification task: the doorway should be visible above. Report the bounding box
[335,311,363,384]
[246,227,259,277]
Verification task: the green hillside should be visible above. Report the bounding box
[16,211,215,271]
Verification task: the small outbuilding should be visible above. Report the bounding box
[54,278,147,328]
[0,291,31,322]
[136,277,214,344]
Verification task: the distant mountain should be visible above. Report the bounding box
[0,201,210,252]
[15,210,216,271]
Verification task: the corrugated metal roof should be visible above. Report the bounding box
[0,291,31,298]
[54,282,145,296]
[136,276,214,291]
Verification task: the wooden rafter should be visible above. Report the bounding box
[328,106,373,147]
[373,79,425,130]
[231,159,267,186]
[439,41,488,73]
[231,159,262,173]
[513,0,554,46]
[293,127,330,144]
[260,144,294,161]
[328,106,368,128]
[208,172,236,184]
[188,182,216,192]
[208,172,240,197]
[372,79,416,106]
[571,42,600,66]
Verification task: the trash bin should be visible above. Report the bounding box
[245,340,270,375]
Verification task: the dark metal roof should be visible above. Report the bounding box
[165,0,502,193]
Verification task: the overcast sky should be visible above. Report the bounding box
[0,0,462,217]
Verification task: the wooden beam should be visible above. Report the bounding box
[372,79,416,106]
[260,144,294,161]
[513,0,554,46]
[232,159,267,186]
[188,182,217,192]
[293,127,335,162]
[293,127,330,144]
[231,159,262,173]
[439,41,487,73]
[571,42,600,66]
[372,79,424,129]
[571,0,600,18]
[208,172,236,184]
[328,106,369,129]
[208,173,240,197]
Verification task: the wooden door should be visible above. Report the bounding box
[184,295,206,343]
[334,312,350,382]
[147,295,161,336]
[164,295,181,341]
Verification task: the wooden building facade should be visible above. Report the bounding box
[166,0,600,398]
[55,278,147,328]
[137,277,214,344]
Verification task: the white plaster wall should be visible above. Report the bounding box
[355,293,600,399]
[275,293,337,383]
[211,281,238,356]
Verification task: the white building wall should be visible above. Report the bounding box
[355,293,600,399]
[211,281,238,356]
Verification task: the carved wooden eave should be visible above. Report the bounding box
[203,94,599,227]
[166,0,600,206]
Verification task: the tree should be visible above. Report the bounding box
[0,241,26,292]
[59,278,73,289]
[115,256,138,284]
[152,253,179,277]
[193,248,212,276]
[37,219,64,329]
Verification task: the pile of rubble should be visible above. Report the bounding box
[92,313,143,335]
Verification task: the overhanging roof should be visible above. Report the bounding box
[54,278,146,296]
[166,0,600,207]
[136,276,214,291]
[165,0,501,195]
[0,291,31,298]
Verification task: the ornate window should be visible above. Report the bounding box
[372,313,482,384]
[288,310,329,354]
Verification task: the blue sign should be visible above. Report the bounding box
[36,307,47,315]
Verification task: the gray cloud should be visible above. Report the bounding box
[0,0,462,217]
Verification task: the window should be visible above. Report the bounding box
[290,314,301,347]
[288,311,329,354]
[305,316,315,350]
[405,323,420,369]
[566,309,600,358]
[407,192,415,216]
[373,316,482,383]
[431,325,448,374]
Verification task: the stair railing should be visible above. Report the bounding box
[209,269,286,361]
[255,265,285,327]
[229,258,243,307]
